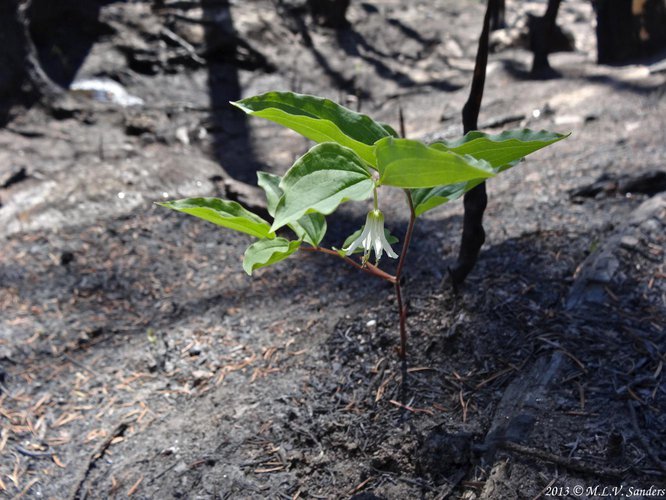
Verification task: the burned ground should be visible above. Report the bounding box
[0,1,665,498]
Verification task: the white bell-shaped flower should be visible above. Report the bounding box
[344,209,398,263]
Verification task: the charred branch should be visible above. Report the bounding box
[448,0,496,287]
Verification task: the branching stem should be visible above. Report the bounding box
[300,190,416,358]
[300,246,397,283]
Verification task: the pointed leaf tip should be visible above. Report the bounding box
[431,128,569,169]
[411,128,568,216]
[159,197,273,239]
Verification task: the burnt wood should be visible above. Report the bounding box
[594,0,666,64]
[448,0,497,287]
[17,0,64,104]
[490,0,505,31]
[530,0,563,77]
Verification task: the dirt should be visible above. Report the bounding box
[1,1,665,499]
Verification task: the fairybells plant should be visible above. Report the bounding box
[158,91,567,357]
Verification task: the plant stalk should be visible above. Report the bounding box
[395,190,416,358]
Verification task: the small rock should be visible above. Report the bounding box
[554,114,584,126]
[625,121,640,133]
[620,235,640,250]
[175,126,190,146]
[70,78,144,107]
[366,319,377,328]
[590,255,619,283]
[192,370,213,383]
[146,358,159,373]
[161,446,179,456]
[188,343,203,356]
[174,21,205,46]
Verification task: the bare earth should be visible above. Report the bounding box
[0,1,665,498]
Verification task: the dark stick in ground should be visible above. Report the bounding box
[448,0,496,287]
[14,0,64,105]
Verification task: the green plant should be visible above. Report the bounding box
[158,91,567,357]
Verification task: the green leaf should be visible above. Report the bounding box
[411,180,481,216]
[256,172,282,217]
[379,122,400,138]
[411,129,568,216]
[242,238,301,275]
[375,137,494,188]
[291,213,328,247]
[256,171,328,245]
[431,129,569,169]
[232,92,390,166]
[339,227,399,254]
[158,198,273,239]
[271,143,374,231]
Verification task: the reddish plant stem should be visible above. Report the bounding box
[395,277,407,358]
[395,190,416,358]
[301,190,416,358]
[300,246,397,283]
[395,191,416,281]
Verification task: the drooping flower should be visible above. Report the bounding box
[344,209,398,263]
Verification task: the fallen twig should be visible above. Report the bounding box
[159,26,206,65]
[62,354,104,379]
[127,475,144,497]
[15,445,53,459]
[499,440,626,479]
[389,399,434,416]
[69,419,132,500]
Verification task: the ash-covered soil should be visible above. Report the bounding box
[0,1,665,499]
